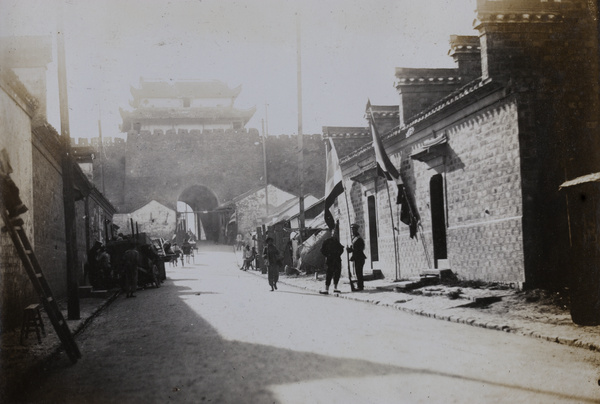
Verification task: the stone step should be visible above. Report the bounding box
[394,275,441,292]
[78,286,93,298]
[419,268,456,282]
[363,270,384,282]
[90,289,110,299]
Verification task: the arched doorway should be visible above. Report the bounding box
[177,185,220,243]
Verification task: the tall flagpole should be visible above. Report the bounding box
[343,184,356,291]
[296,12,305,242]
[384,180,400,281]
[326,139,355,290]
[368,106,401,280]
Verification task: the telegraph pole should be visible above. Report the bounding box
[98,115,105,195]
[58,10,80,319]
[264,103,269,215]
[261,118,269,216]
[296,13,305,241]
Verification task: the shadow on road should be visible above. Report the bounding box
[14,268,599,404]
[178,291,221,296]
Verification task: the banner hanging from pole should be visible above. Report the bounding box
[324,138,344,230]
[367,100,418,238]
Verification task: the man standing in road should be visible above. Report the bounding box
[319,228,345,295]
[96,246,112,289]
[347,223,366,291]
[182,239,192,265]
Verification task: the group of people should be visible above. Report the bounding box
[163,239,194,266]
[86,241,113,290]
[245,223,366,294]
[319,223,366,295]
[240,244,258,271]
[86,240,139,298]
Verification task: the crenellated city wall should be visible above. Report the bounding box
[74,128,328,213]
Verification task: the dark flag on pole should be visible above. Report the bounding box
[367,100,418,238]
[324,138,344,230]
[397,185,419,239]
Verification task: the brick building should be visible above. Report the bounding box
[73,78,330,245]
[327,0,600,291]
[0,37,116,329]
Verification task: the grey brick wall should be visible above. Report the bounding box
[32,131,68,299]
[393,99,526,283]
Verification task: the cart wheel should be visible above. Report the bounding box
[152,264,160,288]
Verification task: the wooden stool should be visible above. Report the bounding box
[20,304,46,344]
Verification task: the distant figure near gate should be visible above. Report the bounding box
[241,244,255,271]
[182,239,192,265]
[122,249,139,298]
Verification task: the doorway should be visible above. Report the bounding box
[178,185,219,243]
[429,174,447,268]
[367,195,379,262]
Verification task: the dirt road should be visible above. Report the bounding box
[18,244,600,403]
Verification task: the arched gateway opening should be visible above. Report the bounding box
[177,185,220,243]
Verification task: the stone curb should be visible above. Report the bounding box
[267,274,600,353]
[46,290,121,360]
[4,290,121,401]
[71,290,121,337]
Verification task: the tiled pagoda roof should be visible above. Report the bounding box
[130,79,242,107]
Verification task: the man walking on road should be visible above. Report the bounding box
[347,223,366,291]
[319,228,345,294]
[263,237,281,291]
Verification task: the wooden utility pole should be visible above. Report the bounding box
[98,117,105,195]
[261,118,269,216]
[296,13,305,241]
[57,12,80,319]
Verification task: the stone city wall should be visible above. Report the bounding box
[74,129,329,214]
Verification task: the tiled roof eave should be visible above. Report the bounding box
[340,78,503,166]
[395,77,461,87]
[402,77,501,128]
[340,143,374,165]
[475,12,566,27]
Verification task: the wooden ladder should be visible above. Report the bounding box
[1,206,81,364]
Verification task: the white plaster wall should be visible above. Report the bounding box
[113,200,176,240]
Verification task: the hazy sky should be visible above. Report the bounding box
[1,0,476,140]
